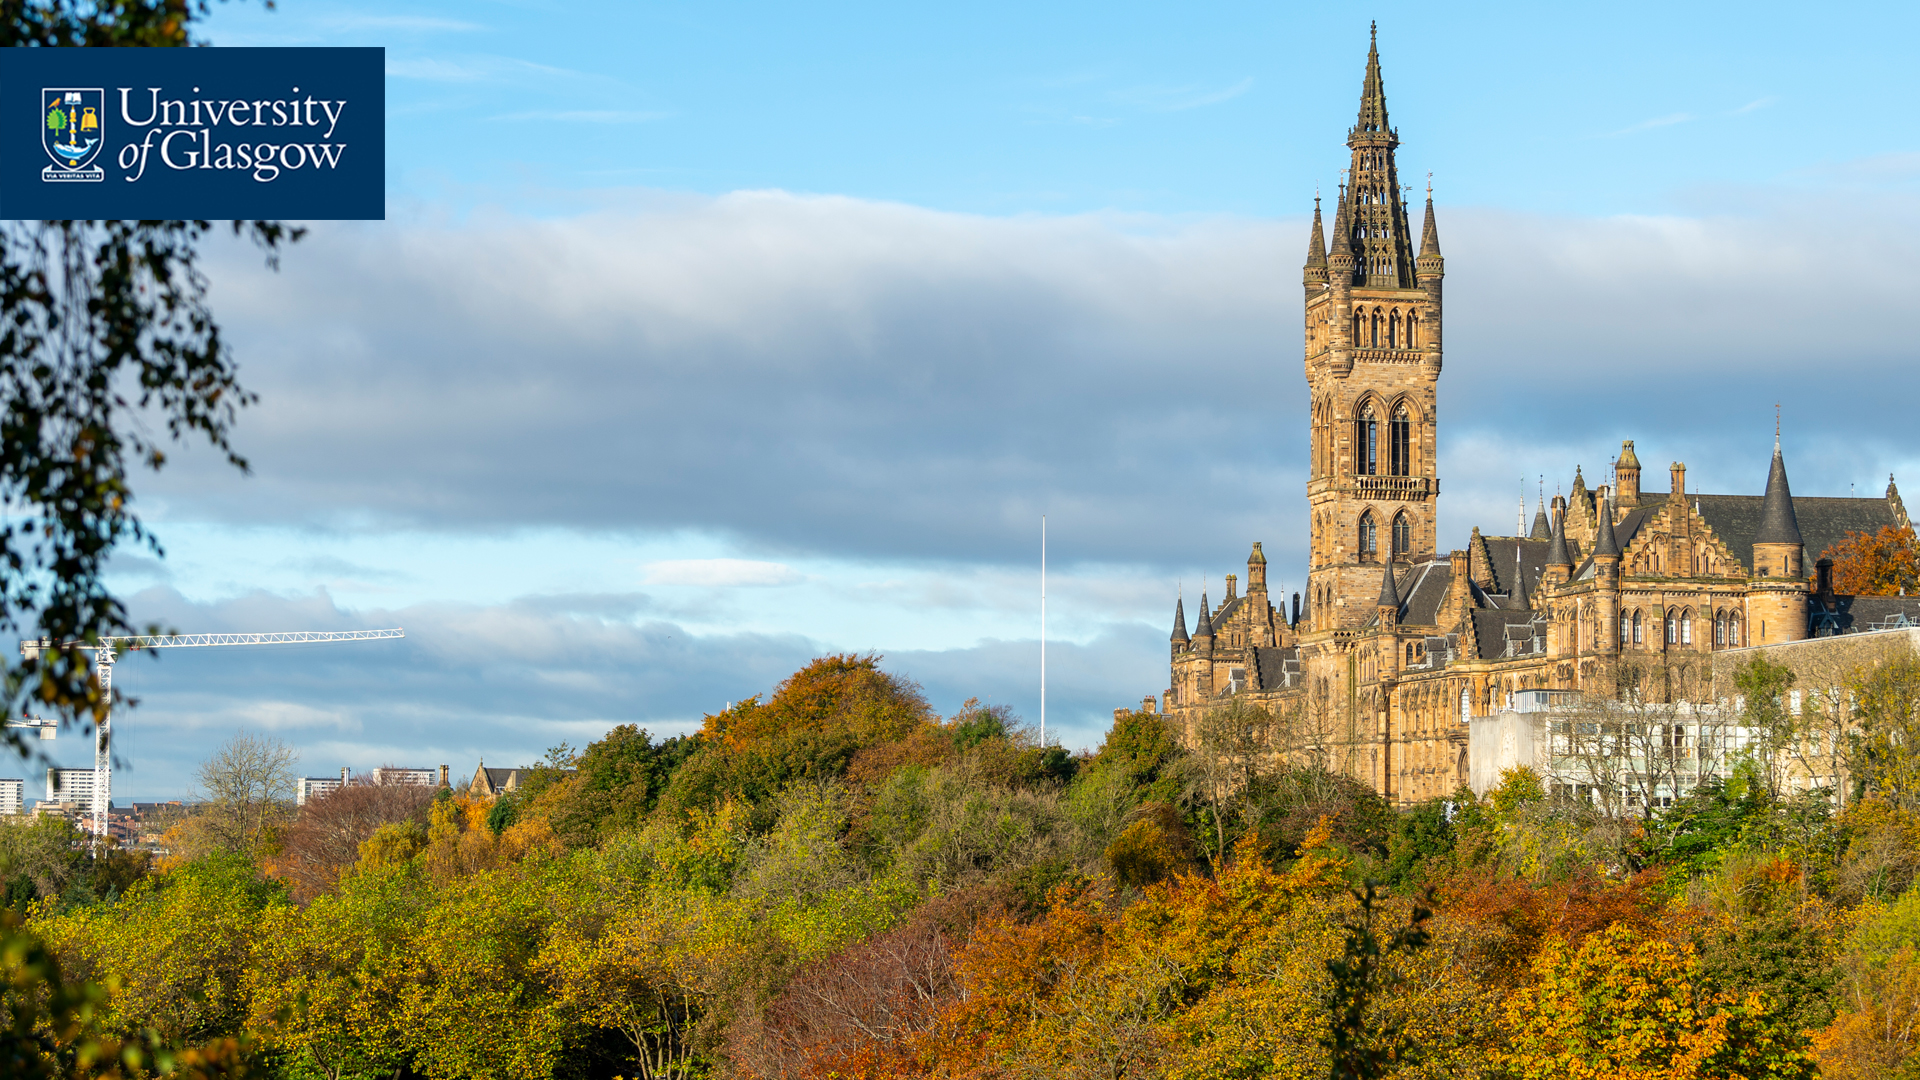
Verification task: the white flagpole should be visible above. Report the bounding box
[1040,515,1047,747]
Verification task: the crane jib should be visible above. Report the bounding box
[10,627,404,848]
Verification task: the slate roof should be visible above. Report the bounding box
[1807,596,1920,636]
[1471,609,1548,660]
[1694,494,1899,572]
[1254,646,1300,691]
[1474,537,1555,605]
[1398,558,1454,625]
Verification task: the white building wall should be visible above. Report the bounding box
[0,778,22,815]
[45,767,94,805]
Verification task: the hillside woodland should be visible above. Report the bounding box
[5,651,1920,1079]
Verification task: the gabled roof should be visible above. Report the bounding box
[1397,557,1454,625]
[1694,494,1896,571]
[1254,646,1300,691]
[1470,610,1547,661]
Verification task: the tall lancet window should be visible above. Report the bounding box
[1356,403,1379,476]
[1392,512,1410,558]
[1406,310,1418,348]
[1359,510,1377,556]
[1389,404,1411,477]
[1387,310,1399,348]
[1370,309,1381,347]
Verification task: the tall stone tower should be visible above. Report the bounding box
[1303,24,1443,631]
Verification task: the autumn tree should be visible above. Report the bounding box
[275,779,436,901]
[1497,921,1815,1080]
[1824,525,1920,597]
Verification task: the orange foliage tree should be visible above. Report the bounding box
[1823,525,1920,596]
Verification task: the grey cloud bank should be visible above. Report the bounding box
[167,188,1920,586]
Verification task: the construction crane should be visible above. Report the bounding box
[18,629,405,840]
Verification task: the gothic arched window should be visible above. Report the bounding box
[1353,312,1364,344]
[1389,403,1411,477]
[1392,512,1411,558]
[1667,608,1678,644]
[1406,310,1418,348]
[1370,308,1381,347]
[1728,613,1741,646]
[1715,611,1726,646]
[1387,310,1399,348]
[1355,402,1379,476]
[1620,613,1630,645]
[1633,610,1643,645]
[1359,510,1377,556]
[1681,609,1693,645]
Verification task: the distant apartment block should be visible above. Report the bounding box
[0,778,21,815]
[296,767,352,807]
[369,766,438,787]
[47,767,95,806]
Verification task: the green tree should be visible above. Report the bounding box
[1854,652,1920,810]
[1733,654,1797,797]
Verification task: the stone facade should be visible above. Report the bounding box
[1159,28,1914,807]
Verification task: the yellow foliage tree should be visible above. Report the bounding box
[1495,922,1814,1080]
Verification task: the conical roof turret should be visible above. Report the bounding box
[1419,192,1441,257]
[1193,592,1213,638]
[1755,439,1803,547]
[1415,191,1444,279]
[1547,505,1571,568]
[1530,500,1551,540]
[1304,196,1328,282]
[1510,548,1529,611]
[1171,596,1189,643]
[1377,561,1401,611]
[1594,497,1621,558]
[1328,185,1354,268]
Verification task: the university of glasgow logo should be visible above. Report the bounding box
[41,88,105,182]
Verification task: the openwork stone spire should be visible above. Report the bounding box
[1342,23,1416,289]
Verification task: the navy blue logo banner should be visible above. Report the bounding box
[1,48,383,219]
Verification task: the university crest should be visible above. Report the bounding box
[42,88,105,182]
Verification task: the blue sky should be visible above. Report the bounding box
[32,1,1920,799]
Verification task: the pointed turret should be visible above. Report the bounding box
[1170,597,1189,644]
[1751,437,1809,638]
[1594,497,1620,558]
[1547,505,1571,571]
[1377,560,1401,612]
[1414,191,1445,285]
[1193,592,1214,639]
[1754,442,1803,548]
[1530,500,1551,540]
[1510,548,1529,611]
[1304,196,1328,288]
[1328,185,1354,268]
